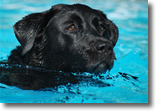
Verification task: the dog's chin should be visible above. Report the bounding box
[88,58,115,74]
[85,53,116,74]
[90,62,113,74]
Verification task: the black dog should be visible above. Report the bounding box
[8,4,118,74]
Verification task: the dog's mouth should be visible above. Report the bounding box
[87,53,116,74]
[88,60,113,74]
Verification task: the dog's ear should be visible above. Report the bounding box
[13,9,57,55]
[14,13,43,55]
[97,10,119,47]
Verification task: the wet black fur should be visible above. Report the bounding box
[8,4,118,73]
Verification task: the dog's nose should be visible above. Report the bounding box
[96,42,113,53]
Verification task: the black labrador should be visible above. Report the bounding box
[8,4,118,74]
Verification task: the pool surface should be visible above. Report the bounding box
[0,0,148,103]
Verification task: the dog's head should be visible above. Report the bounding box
[14,4,118,74]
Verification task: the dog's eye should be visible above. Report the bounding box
[67,24,75,31]
[99,25,105,31]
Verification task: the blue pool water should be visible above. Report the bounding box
[0,0,148,103]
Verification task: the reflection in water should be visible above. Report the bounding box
[0,62,138,91]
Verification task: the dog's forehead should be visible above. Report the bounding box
[47,4,105,27]
[74,5,100,17]
[73,4,97,12]
[53,4,100,17]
